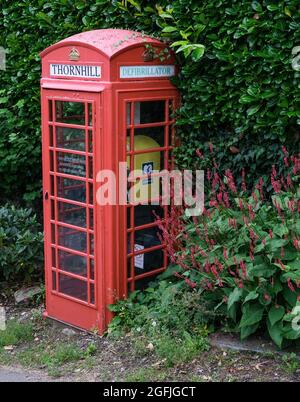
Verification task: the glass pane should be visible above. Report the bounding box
[51,224,56,243]
[89,183,93,205]
[57,201,86,228]
[134,126,165,148]
[127,257,133,278]
[89,209,94,229]
[90,283,95,305]
[55,101,85,125]
[52,271,57,290]
[88,130,93,152]
[51,200,55,219]
[59,274,87,302]
[134,226,162,251]
[88,104,93,126]
[50,151,54,171]
[134,275,159,291]
[89,234,94,254]
[48,100,53,121]
[57,152,86,177]
[126,103,132,126]
[49,126,53,147]
[57,177,86,203]
[50,175,55,196]
[88,157,93,179]
[56,127,85,151]
[134,205,163,227]
[90,258,94,280]
[58,226,87,252]
[52,247,56,268]
[134,248,164,272]
[134,101,165,124]
[58,250,87,277]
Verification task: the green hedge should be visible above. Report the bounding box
[0,0,299,203]
[0,204,44,282]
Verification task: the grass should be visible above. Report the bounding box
[133,332,210,368]
[125,367,170,382]
[281,353,299,375]
[0,327,97,377]
[0,320,33,347]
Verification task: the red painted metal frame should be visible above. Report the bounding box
[116,89,179,300]
[125,97,176,292]
[41,29,180,334]
[42,90,104,331]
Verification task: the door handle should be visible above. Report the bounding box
[44,191,49,200]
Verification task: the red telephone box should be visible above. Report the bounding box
[40,29,179,333]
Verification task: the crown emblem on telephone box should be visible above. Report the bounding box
[69,48,80,61]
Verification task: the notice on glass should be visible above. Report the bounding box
[134,244,144,269]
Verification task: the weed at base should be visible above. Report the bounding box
[0,320,33,347]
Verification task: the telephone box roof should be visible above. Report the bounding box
[40,29,164,59]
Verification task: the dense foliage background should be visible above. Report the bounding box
[0,0,299,205]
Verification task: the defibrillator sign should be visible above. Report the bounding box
[120,65,175,79]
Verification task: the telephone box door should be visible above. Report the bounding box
[42,89,103,332]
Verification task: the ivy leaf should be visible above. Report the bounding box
[251,2,263,13]
[191,46,205,61]
[247,105,261,116]
[162,26,177,33]
[267,4,279,12]
[284,7,292,17]
[239,94,256,104]
[159,12,174,19]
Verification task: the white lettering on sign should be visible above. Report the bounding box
[50,64,101,78]
[120,65,175,79]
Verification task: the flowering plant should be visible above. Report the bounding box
[156,148,300,347]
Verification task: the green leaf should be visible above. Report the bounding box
[284,7,291,17]
[239,303,264,328]
[284,328,300,340]
[239,94,256,104]
[283,287,299,307]
[241,322,259,340]
[247,264,275,279]
[268,305,285,326]
[244,291,259,304]
[247,105,261,116]
[251,1,262,12]
[267,5,279,12]
[170,40,187,47]
[228,287,243,310]
[159,13,174,19]
[267,319,283,348]
[191,46,205,61]
[162,26,177,33]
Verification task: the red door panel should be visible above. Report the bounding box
[42,89,104,332]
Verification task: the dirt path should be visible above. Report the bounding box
[0,366,56,382]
